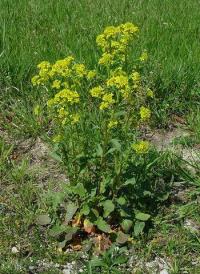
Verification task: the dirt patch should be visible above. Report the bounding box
[148,126,200,164]
[13,137,68,187]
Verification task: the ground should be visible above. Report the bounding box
[0,0,200,273]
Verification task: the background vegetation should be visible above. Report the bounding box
[0,0,200,273]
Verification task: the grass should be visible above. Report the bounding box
[0,135,200,273]
[0,0,200,273]
[1,0,200,130]
[1,0,200,92]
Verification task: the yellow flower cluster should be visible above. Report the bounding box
[131,71,141,89]
[100,93,115,110]
[107,74,129,90]
[31,56,91,126]
[96,22,139,66]
[87,70,96,80]
[147,88,154,98]
[90,86,104,98]
[139,50,148,62]
[89,87,115,110]
[132,140,149,154]
[140,106,151,121]
[47,88,80,126]
[108,119,118,129]
[31,56,88,88]
[32,22,154,150]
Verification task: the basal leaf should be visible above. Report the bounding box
[71,183,87,198]
[110,139,121,152]
[135,212,151,221]
[96,144,103,157]
[36,214,51,226]
[116,231,129,244]
[134,221,145,236]
[65,202,78,224]
[65,226,78,242]
[121,219,133,233]
[95,217,111,233]
[83,219,95,234]
[80,204,90,216]
[49,224,67,237]
[123,178,136,186]
[101,200,115,218]
[116,196,126,205]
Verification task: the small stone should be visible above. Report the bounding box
[160,270,169,274]
[63,269,71,274]
[11,246,19,254]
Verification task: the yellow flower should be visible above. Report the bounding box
[147,88,154,98]
[96,34,108,51]
[107,75,128,90]
[33,104,40,116]
[132,141,149,154]
[37,61,51,70]
[51,57,74,77]
[31,75,40,86]
[53,135,62,143]
[139,50,148,62]
[73,64,87,77]
[131,71,140,82]
[98,53,113,66]
[62,82,69,88]
[99,101,109,110]
[120,22,139,35]
[52,80,61,89]
[71,113,80,124]
[87,70,96,80]
[108,120,118,129]
[54,89,80,105]
[100,93,115,110]
[58,107,68,119]
[90,86,104,98]
[104,26,120,38]
[140,106,151,121]
[47,98,55,108]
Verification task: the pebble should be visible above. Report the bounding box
[160,270,169,274]
[11,246,19,254]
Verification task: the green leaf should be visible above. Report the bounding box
[61,226,78,242]
[134,221,145,236]
[57,240,67,249]
[116,231,129,244]
[110,139,121,152]
[71,183,87,198]
[91,208,99,218]
[106,147,116,155]
[157,192,170,201]
[123,178,136,186]
[65,202,78,224]
[36,214,51,226]
[49,225,67,237]
[135,212,151,221]
[143,191,152,197]
[90,257,107,267]
[113,111,126,118]
[80,204,90,216]
[101,200,115,218]
[121,219,133,233]
[119,209,130,218]
[113,255,128,265]
[96,144,103,157]
[95,217,111,233]
[49,151,62,162]
[116,196,126,205]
